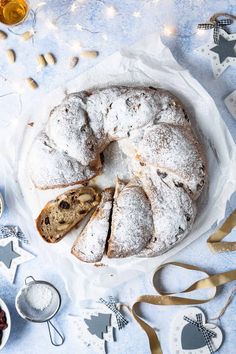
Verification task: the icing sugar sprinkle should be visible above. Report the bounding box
[25,284,53,311]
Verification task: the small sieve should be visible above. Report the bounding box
[15,276,65,346]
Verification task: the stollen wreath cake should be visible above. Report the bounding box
[28,86,207,263]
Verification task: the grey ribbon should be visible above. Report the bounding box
[184,313,216,353]
[99,296,129,330]
[198,19,233,43]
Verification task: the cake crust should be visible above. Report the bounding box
[31,86,207,259]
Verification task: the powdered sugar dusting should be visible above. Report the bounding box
[137,124,206,198]
[28,132,98,189]
[139,174,196,257]
[108,179,154,258]
[47,93,100,166]
[25,284,53,311]
[28,86,207,259]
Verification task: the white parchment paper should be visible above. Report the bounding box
[6,33,236,302]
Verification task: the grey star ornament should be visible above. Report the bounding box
[0,241,20,268]
[0,236,34,283]
[211,35,236,63]
[196,29,236,78]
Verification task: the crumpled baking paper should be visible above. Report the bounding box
[3,33,236,304]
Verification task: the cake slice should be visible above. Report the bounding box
[71,188,114,263]
[107,178,153,258]
[36,187,100,243]
[139,174,196,257]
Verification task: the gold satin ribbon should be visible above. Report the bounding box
[132,209,236,354]
[207,209,236,252]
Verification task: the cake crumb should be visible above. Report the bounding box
[94,263,106,267]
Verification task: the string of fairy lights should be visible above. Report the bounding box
[7,0,209,53]
[39,1,207,37]
[0,0,208,100]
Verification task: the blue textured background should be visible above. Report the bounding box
[0,1,236,353]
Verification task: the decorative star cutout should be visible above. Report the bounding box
[0,237,34,283]
[211,35,236,63]
[0,241,20,268]
[196,29,236,78]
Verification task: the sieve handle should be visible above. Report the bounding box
[25,276,36,285]
[47,320,65,346]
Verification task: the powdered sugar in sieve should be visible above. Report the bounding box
[25,283,53,311]
[15,276,64,346]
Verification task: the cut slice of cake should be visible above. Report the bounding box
[107,178,153,258]
[36,187,100,243]
[71,188,114,263]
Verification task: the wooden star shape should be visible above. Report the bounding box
[0,241,20,268]
[0,237,34,283]
[196,29,236,78]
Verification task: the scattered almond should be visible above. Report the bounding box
[57,223,70,231]
[44,53,57,65]
[6,49,16,63]
[26,78,38,90]
[37,54,47,69]
[80,50,99,59]
[0,30,7,40]
[21,31,34,41]
[78,194,93,202]
[27,122,34,127]
[69,56,79,68]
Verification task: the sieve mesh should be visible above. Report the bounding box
[16,280,61,323]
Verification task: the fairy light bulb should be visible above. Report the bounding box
[102,33,108,41]
[70,3,77,12]
[163,25,176,36]
[13,82,25,94]
[70,40,82,51]
[105,5,117,19]
[37,2,46,8]
[75,23,83,31]
[133,11,141,18]
[196,28,206,36]
[46,20,57,31]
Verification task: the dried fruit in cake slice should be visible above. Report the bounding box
[71,188,114,263]
[36,187,100,243]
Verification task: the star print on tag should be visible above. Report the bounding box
[196,29,236,78]
[0,236,34,283]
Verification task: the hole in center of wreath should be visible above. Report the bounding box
[94,141,132,188]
